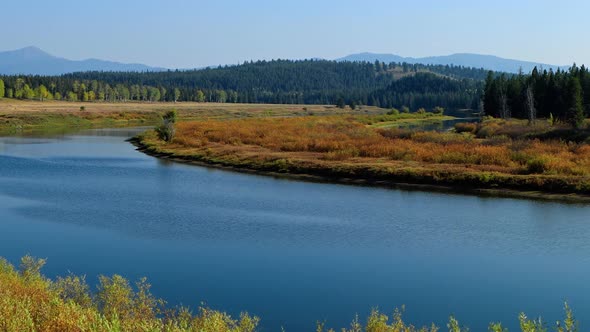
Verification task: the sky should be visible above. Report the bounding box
[2,0,589,69]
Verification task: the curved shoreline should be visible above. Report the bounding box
[130,137,590,204]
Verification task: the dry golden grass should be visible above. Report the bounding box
[0,98,377,119]
[0,99,383,134]
[139,116,590,195]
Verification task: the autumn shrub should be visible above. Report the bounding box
[526,157,550,174]
[475,119,568,140]
[354,112,435,125]
[454,122,477,134]
[0,256,259,332]
[319,304,578,332]
[476,122,501,138]
[410,131,473,145]
[377,127,414,139]
[482,135,512,146]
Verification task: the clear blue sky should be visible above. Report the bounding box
[2,0,589,68]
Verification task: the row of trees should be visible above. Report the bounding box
[483,65,590,127]
[0,77,181,102]
[0,60,486,109]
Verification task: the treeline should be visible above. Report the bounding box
[484,65,590,127]
[0,77,173,103]
[0,59,486,110]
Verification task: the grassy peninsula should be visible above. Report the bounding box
[135,114,590,201]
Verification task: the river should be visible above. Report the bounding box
[1,127,589,331]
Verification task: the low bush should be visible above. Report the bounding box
[0,256,259,332]
[156,109,177,142]
[387,108,400,116]
[454,122,477,134]
[526,157,549,174]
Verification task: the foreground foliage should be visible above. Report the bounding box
[320,304,577,332]
[138,115,590,197]
[0,256,581,331]
[0,256,259,332]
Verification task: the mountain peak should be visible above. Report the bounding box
[338,52,567,73]
[20,46,44,52]
[11,46,53,59]
[0,47,165,75]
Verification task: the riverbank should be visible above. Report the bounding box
[134,116,590,203]
[0,111,163,135]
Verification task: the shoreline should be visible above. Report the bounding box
[130,136,590,204]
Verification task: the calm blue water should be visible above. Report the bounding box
[1,128,590,331]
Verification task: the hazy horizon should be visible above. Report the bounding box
[3,0,589,68]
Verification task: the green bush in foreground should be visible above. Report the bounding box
[0,256,580,331]
[318,304,577,332]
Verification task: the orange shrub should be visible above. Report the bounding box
[455,122,477,134]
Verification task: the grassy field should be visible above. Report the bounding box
[0,256,577,332]
[136,115,590,200]
[0,99,382,135]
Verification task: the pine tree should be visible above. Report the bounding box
[483,71,498,116]
[565,77,585,128]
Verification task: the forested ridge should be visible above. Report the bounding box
[369,72,481,110]
[0,60,485,110]
[2,58,588,124]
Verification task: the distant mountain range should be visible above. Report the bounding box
[0,46,165,75]
[0,46,573,76]
[337,52,569,73]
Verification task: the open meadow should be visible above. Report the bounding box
[0,99,376,134]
